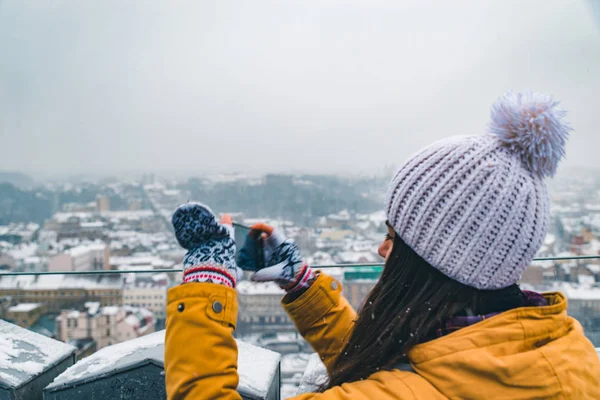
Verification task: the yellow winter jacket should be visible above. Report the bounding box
[164,273,600,399]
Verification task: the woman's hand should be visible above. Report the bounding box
[171,202,241,287]
[239,223,315,293]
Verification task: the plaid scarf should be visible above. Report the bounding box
[436,291,548,338]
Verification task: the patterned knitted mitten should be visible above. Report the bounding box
[172,202,240,288]
[246,223,315,293]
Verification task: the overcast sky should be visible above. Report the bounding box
[1,0,599,178]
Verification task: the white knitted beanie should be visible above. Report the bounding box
[386,92,572,290]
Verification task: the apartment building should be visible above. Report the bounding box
[56,302,155,349]
[48,243,110,272]
[0,274,122,313]
[123,285,167,320]
[4,302,46,328]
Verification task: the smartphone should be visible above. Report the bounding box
[233,222,251,255]
[233,222,264,271]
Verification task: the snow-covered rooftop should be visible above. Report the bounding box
[553,282,600,300]
[6,243,39,261]
[117,264,155,271]
[23,256,44,265]
[124,314,140,327]
[101,306,120,316]
[0,274,121,290]
[51,212,92,223]
[336,251,377,263]
[578,275,596,285]
[151,273,170,284]
[110,255,173,268]
[100,210,154,220]
[66,243,106,257]
[587,264,600,274]
[544,234,556,246]
[0,223,39,238]
[7,303,42,313]
[355,220,372,231]
[327,209,350,221]
[368,210,387,225]
[80,222,105,229]
[531,259,555,269]
[237,281,285,295]
[84,302,101,316]
[162,189,180,196]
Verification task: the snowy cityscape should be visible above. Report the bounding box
[0,169,600,396]
[1,0,599,396]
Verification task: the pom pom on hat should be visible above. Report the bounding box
[489,91,572,178]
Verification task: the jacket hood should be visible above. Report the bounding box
[408,292,600,399]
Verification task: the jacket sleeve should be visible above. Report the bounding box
[164,282,241,400]
[282,273,357,373]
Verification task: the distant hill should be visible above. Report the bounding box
[0,181,129,225]
[182,174,387,225]
[0,172,35,189]
[0,183,53,225]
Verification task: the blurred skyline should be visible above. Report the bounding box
[1,0,600,179]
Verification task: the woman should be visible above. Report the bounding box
[164,92,600,399]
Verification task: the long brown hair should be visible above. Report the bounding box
[327,234,525,388]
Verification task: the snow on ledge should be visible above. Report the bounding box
[50,330,281,398]
[0,320,75,388]
[237,340,281,398]
[297,353,328,395]
[52,330,165,386]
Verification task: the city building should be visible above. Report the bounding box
[340,266,381,310]
[48,243,110,272]
[520,261,557,286]
[29,312,59,338]
[44,212,91,240]
[342,280,377,310]
[0,242,45,272]
[0,253,15,270]
[236,282,293,337]
[96,195,111,213]
[335,251,378,264]
[0,223,40,244]
[44,210,162,240]
[123,284,168,321]
[0,274,122,313]
[325,210,351,229]
[549,282,600,346]
[56,302,155,350]
[4,302,46,328]
[110,254,174,270]
[128,199,143,211]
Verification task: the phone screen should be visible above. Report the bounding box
[233,223,251,254]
